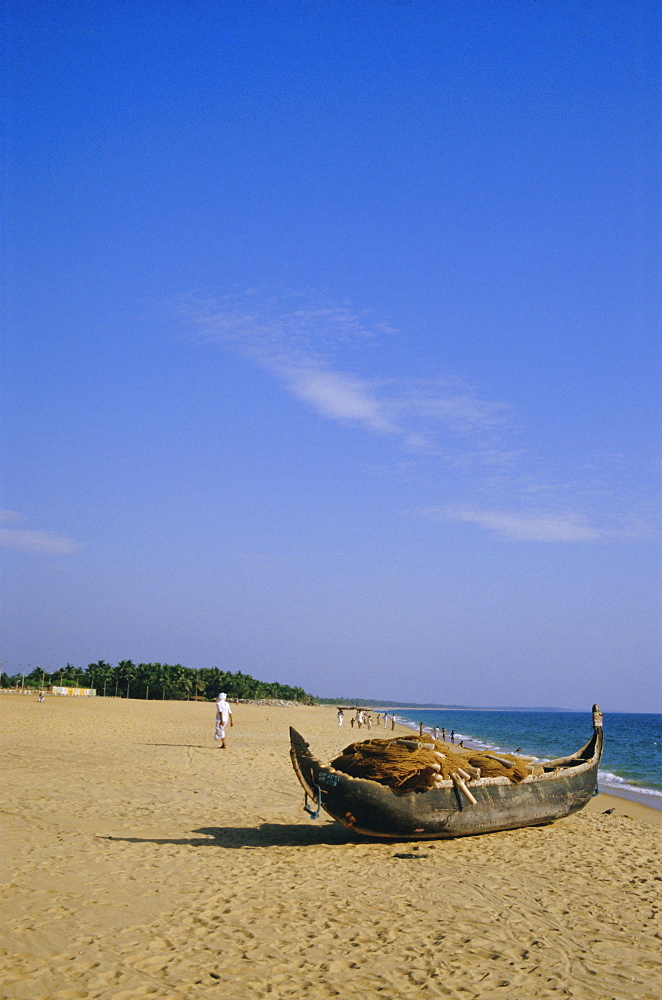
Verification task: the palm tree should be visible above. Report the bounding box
[136,662,161,700]
[160,663,171,700]
[86,660,112,696]
[170,663,192,701]
[116,660,137,699]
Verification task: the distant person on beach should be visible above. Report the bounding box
[450,730,455,743]
[350,716,355,728]
[214,693,233,749]
[38,693,45,702]
[442,728,446,741]
[433,726,439,740]
[391,716,395,730]
[337,709,344,727]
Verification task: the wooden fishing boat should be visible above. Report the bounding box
[289,705,604,839]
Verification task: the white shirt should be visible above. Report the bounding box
[215,698,232,724]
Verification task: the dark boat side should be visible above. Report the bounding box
[289,706,604,839]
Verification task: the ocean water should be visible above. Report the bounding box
[385,708,662,809]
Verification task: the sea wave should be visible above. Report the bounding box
[598,770,662,799]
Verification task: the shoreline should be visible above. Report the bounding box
[594,783,662,813]
[584,790,662,826]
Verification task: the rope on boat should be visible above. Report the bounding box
[303,785,322,820]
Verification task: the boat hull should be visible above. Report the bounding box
[290,723,603,839]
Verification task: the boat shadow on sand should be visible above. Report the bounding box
[98,823,360,849]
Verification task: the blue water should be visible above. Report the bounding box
[384,708,662,809]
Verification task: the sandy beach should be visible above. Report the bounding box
[1,695,660,1000]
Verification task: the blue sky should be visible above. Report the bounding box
[2,1,660,711]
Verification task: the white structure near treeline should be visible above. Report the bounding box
[50,686,97,697]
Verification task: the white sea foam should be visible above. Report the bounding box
[598,769,662,799]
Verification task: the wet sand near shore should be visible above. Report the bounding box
[1,695,660,1000]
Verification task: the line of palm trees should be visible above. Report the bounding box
[3,661,313,703]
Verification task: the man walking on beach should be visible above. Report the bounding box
[214,693,233,749]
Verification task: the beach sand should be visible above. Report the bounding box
[1,696,660,1000]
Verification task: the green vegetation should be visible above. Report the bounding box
[1,662,314,703]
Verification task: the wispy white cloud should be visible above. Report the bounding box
[184,289,652,544]
[423,506,605,542]
[0,511,82,554]
[188,290,508,453]
[282,366,397,434]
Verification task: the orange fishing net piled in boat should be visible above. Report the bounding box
[331,735,533,792]
[331,738,441,791]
